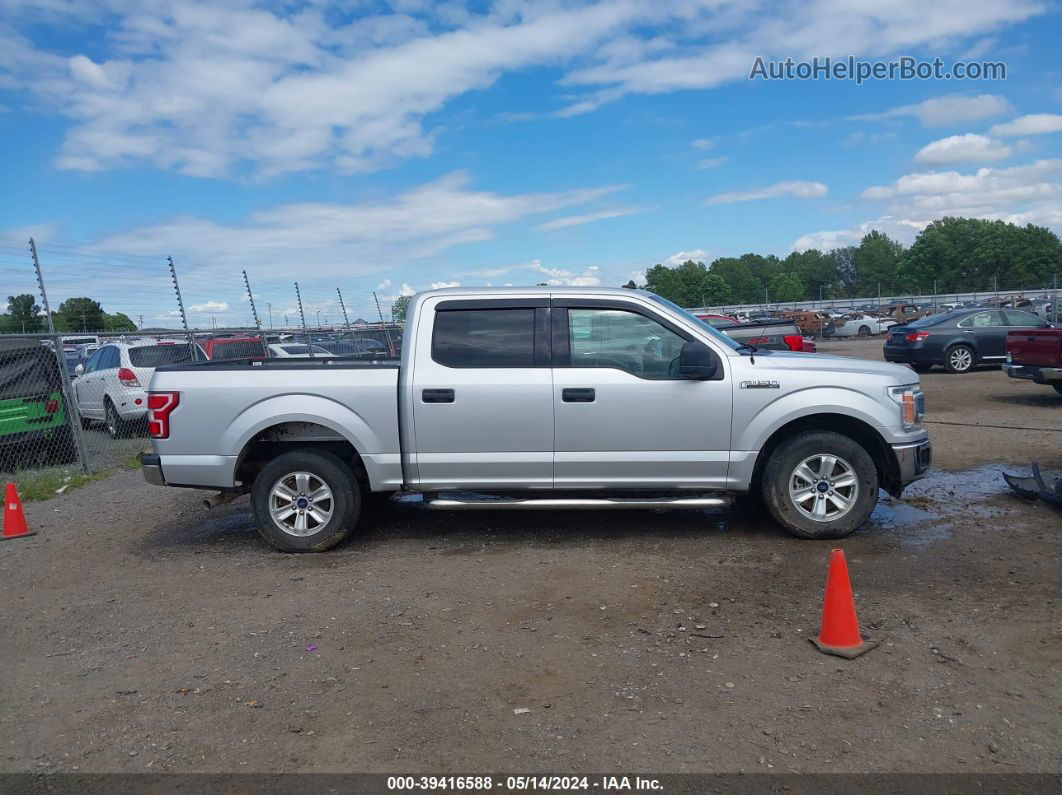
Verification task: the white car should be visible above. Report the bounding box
[73,341,194,438]
[267,343,332,358]
[830,313,896,338]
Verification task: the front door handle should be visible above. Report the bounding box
[562,387,595,403]
[422,388,455,403]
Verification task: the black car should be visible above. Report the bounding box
[884,308,1051,373]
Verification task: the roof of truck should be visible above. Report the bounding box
[414,286,651,298]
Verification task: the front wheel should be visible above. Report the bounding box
[761,431,879,539]
[250,449,360,552]
[105,398,128,439]
[857,325,871,337]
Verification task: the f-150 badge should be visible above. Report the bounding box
[740,380,780,389]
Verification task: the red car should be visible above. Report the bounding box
[1003,327,1062,395]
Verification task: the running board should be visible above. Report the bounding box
[424,495,730,511]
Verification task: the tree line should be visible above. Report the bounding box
[0,295,138,334]
[643,216,1062,307]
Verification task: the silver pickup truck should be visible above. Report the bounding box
[141,287,931,551]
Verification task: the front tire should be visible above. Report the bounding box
[250,449,360,552]
[944,344,974,374]
[857,325,871,337]
[761,431,878,539]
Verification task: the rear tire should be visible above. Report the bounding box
[104,398,128,439]
[761,431,878,540]
[857,325,871,337]
[944,344,974,374]
[250,449,360,552]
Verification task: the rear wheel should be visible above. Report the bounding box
[944,344,974,374]
[857,325,871,337]
[104,398,128,439]
[761,431,878,540]
[250,449,360,552]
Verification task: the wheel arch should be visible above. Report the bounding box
[749,413,901,498]
[234,420,370,494]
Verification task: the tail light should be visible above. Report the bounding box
[44,399,59,414]
[905,331,930,343]
[783,334,804,351]
[118,367,141,387]
[147,391,179,439]
[802,337,817,353]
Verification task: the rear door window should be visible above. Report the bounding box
[432,308,536,368]
[960,311,1004,328]
[97,346,120,370]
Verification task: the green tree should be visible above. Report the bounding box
[54,297,105,332]
[783,249,836,299]
[392,294,412,323]
[709,258,763,303]
[105,312,138,332]
[3,293,43,333]
[852,231,905,295]
[768,272,805,302]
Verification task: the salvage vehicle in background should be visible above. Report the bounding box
[1003,326,1062,395]
[74,341,195,438]
[705,317,817,353]
[829,313,895,338]
[0,338,76,466]
[141,287,930,551]
[884,308,1051,374]
[195,336,268,361]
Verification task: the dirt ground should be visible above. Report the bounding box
[1,337,1059,775]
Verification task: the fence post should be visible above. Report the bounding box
[29,237,91,475]
[294,282,313,357]
[243,270,262,331]
[168,257,197,361]
[373,291,396,356]
[336,287,352,333]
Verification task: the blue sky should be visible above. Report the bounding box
[1,0,1061,326]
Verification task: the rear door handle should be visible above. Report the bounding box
[422,388,455,403]
[562,388,595,403]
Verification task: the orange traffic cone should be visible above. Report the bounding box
[2,483,35,541]
[810,548,876,659]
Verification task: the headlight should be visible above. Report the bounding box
[888,385,924,430]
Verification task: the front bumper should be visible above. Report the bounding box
[1003,363,1062,383]
[892,437,932,486]
[140,452,166,486]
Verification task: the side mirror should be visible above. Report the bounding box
[74,364,84,376]
[678,341,718,380]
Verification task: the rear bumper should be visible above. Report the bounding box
[140,453,166,486]
[1003,364,1062,383]
[883,344,936,365]
[892,437,932,487]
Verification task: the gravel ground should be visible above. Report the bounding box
[1,337,1059,774]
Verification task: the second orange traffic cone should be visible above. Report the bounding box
[2,482,35,541]
[810,548,876,659]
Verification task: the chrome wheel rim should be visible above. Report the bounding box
[269,471,334,537]
[950,348,972,371]
[789,454,858,523]
[106,404,117,435]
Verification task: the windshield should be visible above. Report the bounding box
[647,294,742,350]
[908,312,955,328]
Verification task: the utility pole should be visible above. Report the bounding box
[294,282,312,357]
[316,310,322,328]
[243,270,261,331]
[138,314,144,330]
[267,302,272,330]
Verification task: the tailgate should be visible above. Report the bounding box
[1006,329,1061,366]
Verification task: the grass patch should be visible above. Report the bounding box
[2,465,111,503]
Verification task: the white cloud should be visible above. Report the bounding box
[707,180,827,204]
[399,283,415,297]
[87,172,622,278]
[664,250,708,266]
[527,261,601,286]
[0,2,1045,177]
[849,94,1013,127]
[534,207,646,231]
[430,280,460,289]
[696,156,728,169]
[377,279,392,290]
[914,133,1012,164]
[187,300,229,313]
[691,138,716,150]
[805,158,1062,251]
[990,113,1062,136]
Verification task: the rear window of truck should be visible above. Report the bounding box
[432,308,535,368]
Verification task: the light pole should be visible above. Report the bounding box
[267,302,272,330]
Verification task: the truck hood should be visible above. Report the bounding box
[737,351,916,382]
